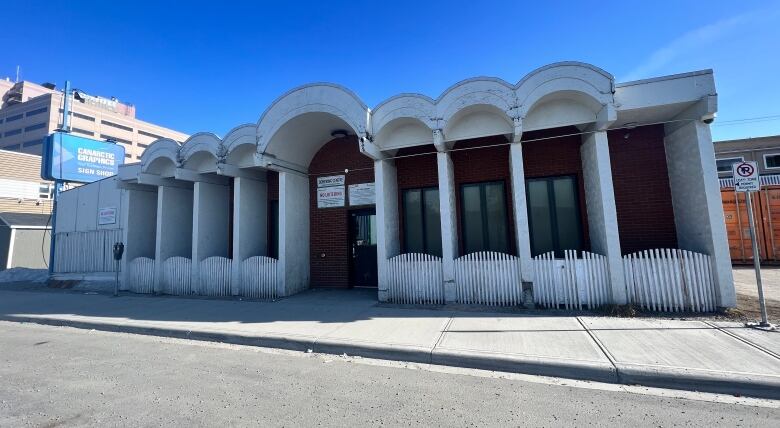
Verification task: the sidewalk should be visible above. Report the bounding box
[0,287,778,399]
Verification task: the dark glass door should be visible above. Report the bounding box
[349,209,378,287]
[526,175,583,258]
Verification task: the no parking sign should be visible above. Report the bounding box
[733,161,759,192]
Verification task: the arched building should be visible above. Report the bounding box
[53,62,735,310]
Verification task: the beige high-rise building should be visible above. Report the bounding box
[0,78,188,160]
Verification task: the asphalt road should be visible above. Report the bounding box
[0,321,777,427]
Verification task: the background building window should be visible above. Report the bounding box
[101,120,133,132]
[6,113,23,122]
[716,157,743,174]
[402,187,442,256]
[526,175,583,258]
[100,134,132,144]
[460,181,509,255]
[25,107,47,117]
[24,123,46,132]
[39,183,53,199]
[72,128,94,136]
[138,130,163,139]
[764,153,780,169]
[4,128,22,137]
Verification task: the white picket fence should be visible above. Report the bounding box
[240,256,279,299]
[623,249,716,312]
[53,229,123,273]
[384,253,444,304]
[127,257,155,294]
[453,252,522,306]
[163,256,192,295]
[532,250,610,309]
[199,256,232,296]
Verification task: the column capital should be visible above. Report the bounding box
[512,116,523,143]
[433,129,446,152]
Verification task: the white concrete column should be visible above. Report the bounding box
[374,159,400,302]
[436,144,459,303]
[231,176,268,296]
[581,130,626,304]
[509,138,533,282]
[278,170,310,297]
[191,181,231,294]
[154,185,193,293]
[664,120,735,307]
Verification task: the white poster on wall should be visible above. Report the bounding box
[349,183,375,206]
[317,175,345,188]
[98,206,117,225]
[317,186,345,208]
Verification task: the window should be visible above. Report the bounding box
[4,144,20,151]
[138,130,163,139]
[460,181,510,254]
[125,154,132,159]
[23,139,43,147]
[74,112,95,121]
[24,123,46,132]
[764,153,780,169]
[4,128,21,137]
[716,157,743,173]
[26,107,47,117]
[72,127,94,136]
[100,134,132,144]
[59,109,96,121]
[402,188,442,256]
[39,183,53,199]
[101,120,132,132]
[526,175,583,258]
[138,143,149,148]
[5,113,23,122]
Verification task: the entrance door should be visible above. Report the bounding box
[349,208,378,287]
[526,175,583,258]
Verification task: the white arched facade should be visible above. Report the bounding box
[108,62,732,309]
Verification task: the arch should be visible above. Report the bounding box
[258,83,369,167]
[515,62,615,126]
[223,124,257,154]
[140,138,181,174]
[435,78,515,141]
[437,77,515,124]
[371,94,436,135]
[179,132,222,163]
[374,116,434,150]
[224,124,258,167]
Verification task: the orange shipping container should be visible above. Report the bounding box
[721,186,780,264]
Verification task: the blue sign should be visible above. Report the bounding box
[42,132,125,183]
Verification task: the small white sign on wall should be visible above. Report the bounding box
[98,206,117,225]
[317,186,345,208]
[317,175,345,188]
[349,183,375,206]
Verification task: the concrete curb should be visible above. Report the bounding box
[3,314,779,400]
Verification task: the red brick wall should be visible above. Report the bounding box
[521,126,590,249]
[395,144,439,252]
[308,136,374,287]
[451,135,516,255]
[608,124,677,254]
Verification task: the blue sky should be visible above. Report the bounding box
[2,1,779,141]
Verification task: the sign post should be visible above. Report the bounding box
[733,161,770,327]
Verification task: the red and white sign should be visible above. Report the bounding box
[733,161,759,192]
